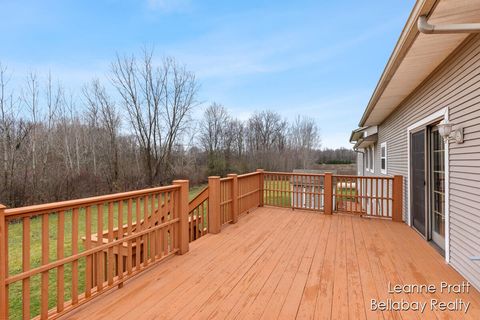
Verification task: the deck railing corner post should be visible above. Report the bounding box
[392,175,404,222]
[208,176,221,234]
[0,204,7,319]
[256,169,265,207]
[173,180,190,254]
[324,172,333,215]
[227,174,239,223]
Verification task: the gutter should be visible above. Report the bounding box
[418,16,480,34]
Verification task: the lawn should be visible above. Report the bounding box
[335,187,357,201]
[6,184,206,319]
[263,179,292,207]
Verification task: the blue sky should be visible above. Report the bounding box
[0,0,415,148]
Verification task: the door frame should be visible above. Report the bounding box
[410,127,427,237]
[407,107,450,263]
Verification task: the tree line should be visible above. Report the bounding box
[0,50,345,207]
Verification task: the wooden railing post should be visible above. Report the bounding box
[0,204,7,319]
[392,175,404,222]
[256,169,264,207]
[173,180,189,254]
[208,176,221,234]
[324,173,333,215]
[227,174,239,224]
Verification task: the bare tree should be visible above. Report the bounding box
[0,56,330,208]
[199,103,230,175]
[199,103,229,153]
[229,119,244,158]
[246,110,288,170]
[0,64,30,205]
[111,50,199,185]
[289,116,320,169]
[22,72,41,200]
[84,79,121,191]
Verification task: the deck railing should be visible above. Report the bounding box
[0,181,189,320]
[0,170,403,319]
[332,175,395,218]
[262,171,403,220]
[264,171,325,210]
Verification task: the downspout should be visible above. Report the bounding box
[418,15,480,34]
[352,147,365,176]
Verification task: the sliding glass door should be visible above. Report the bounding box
[410,124,446,253]
[429,127,445,250]
[411,129,426,235]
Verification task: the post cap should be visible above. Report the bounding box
[172,179,189,183]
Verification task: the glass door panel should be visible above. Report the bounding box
[411,130,426,235]
[430,127,445,250]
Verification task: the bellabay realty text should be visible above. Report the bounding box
[371,281,472,314]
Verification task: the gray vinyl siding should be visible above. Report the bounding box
[370,34,480,289]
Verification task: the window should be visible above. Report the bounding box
[369,145,375,172]
[365,149,369,170]
[381,142,387,174]
[365,146,375,173]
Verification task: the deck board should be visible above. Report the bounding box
[64,207,480,320]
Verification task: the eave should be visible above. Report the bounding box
[360,0,480,127]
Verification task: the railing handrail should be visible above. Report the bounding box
[263,171,395,180]
[264,171,325,177]
[332,174,394,179]
[238,171,260,178]
[188,187,209,212]
[4,185,180,217]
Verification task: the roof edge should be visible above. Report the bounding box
[359,0,439,127]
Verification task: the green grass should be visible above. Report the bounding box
[263,180,292,207]
[336,187,357,202]
[6,185,206,319]
[189,184,207,199]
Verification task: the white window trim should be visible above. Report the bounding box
[406,107,449,263]
[365,149,369,171]
[380,142,387,174]
[369,145,375,173]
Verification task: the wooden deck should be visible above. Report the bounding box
[63,207,480,319]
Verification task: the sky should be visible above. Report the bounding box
[0,0,415,148]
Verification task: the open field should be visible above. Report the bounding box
[6,185,206,319]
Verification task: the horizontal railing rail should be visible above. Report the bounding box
[0,181,190,320]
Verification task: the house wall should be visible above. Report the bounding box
[370,34,480,289]
[356,152,364,176]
